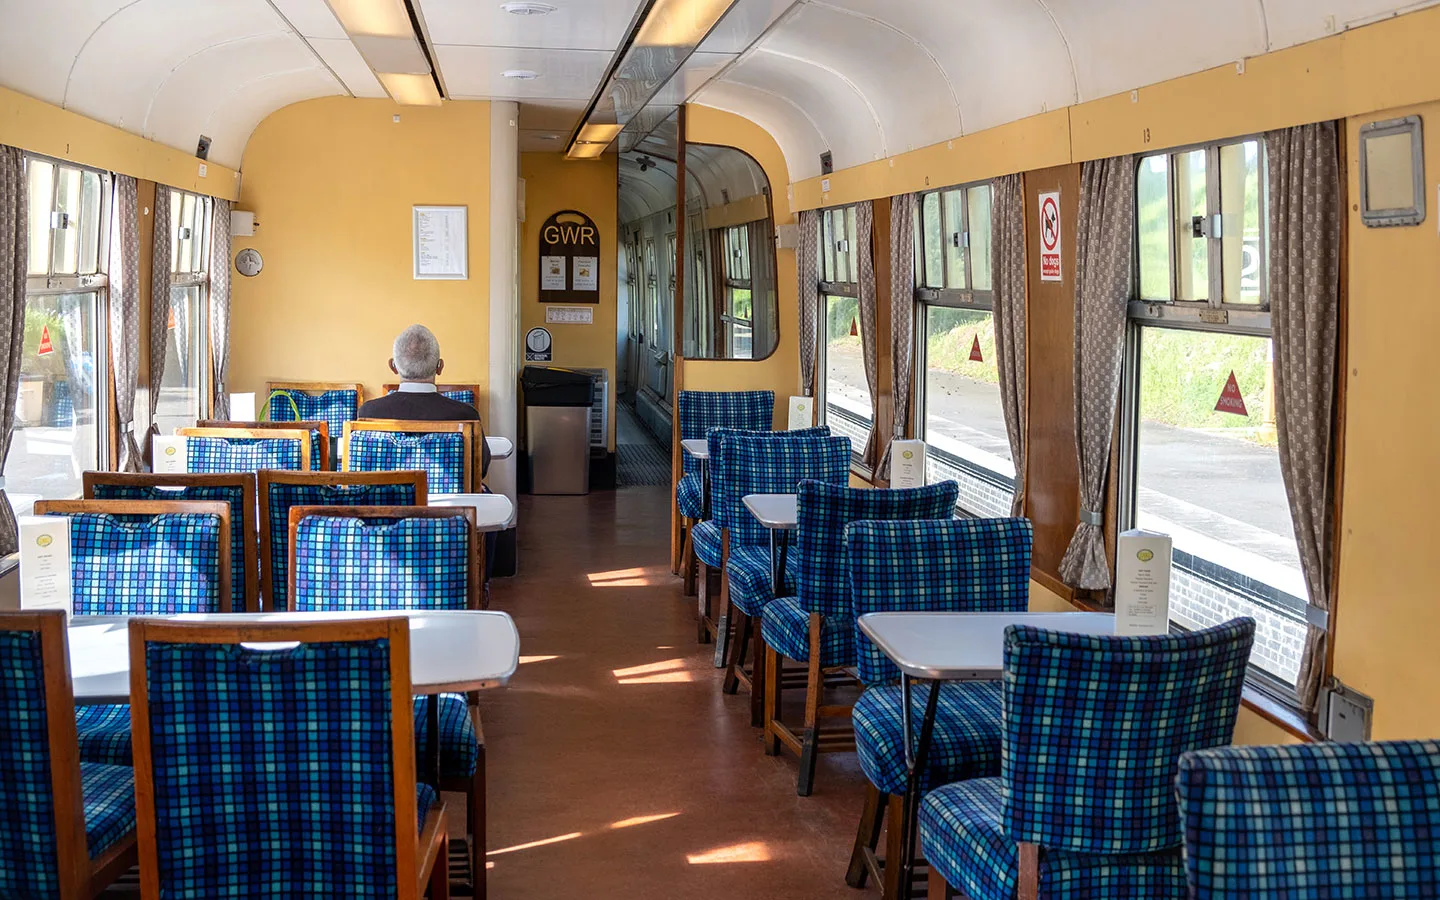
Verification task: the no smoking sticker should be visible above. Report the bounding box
[1039,191,1062,282]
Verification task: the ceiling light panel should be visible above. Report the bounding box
[413,0,637,52]
[566,141,608,159]
[578,122,624,143]
[325,0,415,37]
[351,34,432,73]
[377,71,443,105]
[633,0,735,48]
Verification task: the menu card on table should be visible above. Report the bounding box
[152,435,189,473]
[18,516,71,613]
[890,440,927,489]
[787,396,813,430]
[1115,530,1173,635]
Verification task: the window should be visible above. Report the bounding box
[914,183,1013,516]
[153,190,211,436]
[644,239,657,348]
[720,225,753,359]
[9,157,110,515]
[817,206,870,461]
[1124,138,1311,696]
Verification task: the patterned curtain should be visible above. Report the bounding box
[109,176,143,471]
[879,193,916,478]
[797,208,819,396]
[1266,123,1341,714]
[855,201,880,465]
[146,187,173,465]
[992,174,1029,516]
[747,217,774,361]
[1058,155,1136,590]
[210,198,232,419]
[0,146,27,552]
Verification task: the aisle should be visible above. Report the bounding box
[482,487,870,898]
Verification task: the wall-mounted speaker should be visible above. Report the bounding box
[196,135,212,160]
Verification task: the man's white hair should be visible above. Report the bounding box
[393,324,441,380]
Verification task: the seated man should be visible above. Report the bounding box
[358,324,490,478]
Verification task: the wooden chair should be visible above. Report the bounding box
[128,617,448,899]
[257,470,427,612]
[176,426,313,472]
[343,420,478,494]
[288,505,483,897]
[199,419,330,470]
[83,471,259,614]
[382,383,484,415]
[0,610,139,899]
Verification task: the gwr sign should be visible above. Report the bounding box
[539,209,602,304]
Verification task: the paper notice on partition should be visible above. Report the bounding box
[413,206,468,280]
[153,435,188,473]
[891,440,927,489]
[572,256,599,292]
[230,392,256,421]
[541,256,567,291]
[18,516,71,613]
[787,396,813,430]
[1115,530,1173,635]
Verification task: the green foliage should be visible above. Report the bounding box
[1138,329,1273,441]
[925,308,998,384]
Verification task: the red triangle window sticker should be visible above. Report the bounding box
[37,325,53,357]
[969,335,984,363]
[1214,371,1248,416]
[849,316,859,337]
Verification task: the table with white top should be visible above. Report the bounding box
[430,492,515,532]
[742,493,797,595]
[858,611,1115,899]
[681,439,711,519]
[486,436,515,461]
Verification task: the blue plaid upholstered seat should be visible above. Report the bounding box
[292,515,471,611]
[348,430,466,494]
[268,388,360,436]
[0,630,137,898]
[677,473,704,519]
[725,545,797,616]
[140,636,418,894]
[263,480,419,612]
[414,694,482,779]
[442,389,476,406]
[760,481,958,668]
[853,682,1004,796]
[677,390,774,482]
[919,619,1256,900]
[1177,740,1440,898]
[692,519,723,568]
[75,704,134,766]
[189,436,304,473]
[59,512,225,615]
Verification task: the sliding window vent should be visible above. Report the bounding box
[571,367,610,450]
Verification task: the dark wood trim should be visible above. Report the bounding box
[1029,566,1075,605]
[670,105,689,574]
[177,426,314,472]
[34,499,233,612]
[341,420,476,492]
[200,420,330,470]
[1242,685,1323,742]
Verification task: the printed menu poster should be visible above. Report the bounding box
[413,206,468,280]
[573,257,598,292]
[541,256,567,291]
[18,516,72,613]
[890,440,927,489]
[787,396,813,430]
[1115,530,1173,635]
[153,435,188,473]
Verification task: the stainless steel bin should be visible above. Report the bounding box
[522,366,595,495]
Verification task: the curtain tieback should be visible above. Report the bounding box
[1079,509,1103,526]
[122,421,135,434]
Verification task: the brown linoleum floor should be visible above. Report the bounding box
[479,486,876,899]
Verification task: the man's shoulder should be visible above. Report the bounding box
[358,391,478,422]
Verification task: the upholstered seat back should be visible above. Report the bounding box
[1001,619,1255,855]
[188,436,304,473]
[346,431,466,493]
[796,480,959,625]
[268,388,360,435]
[705,426,830,519]
[292,515,471,611]
[0,628,63,898]
[678,390,774,477]
[714,433,850,548]
[60,513,226,615]
[848,517,1033,685]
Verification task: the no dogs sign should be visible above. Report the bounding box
[1039,191,1062,282]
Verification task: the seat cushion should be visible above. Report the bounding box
[416,783,439,833]
[692,520,723,569]
[413,694,480,780]
[920,779,1186,900]
[854,682,1004,796]
[677,474,704,520]
[760,597,854,667]
[81,762,136,859]
[76,704,133,766]
[726,546,798,617]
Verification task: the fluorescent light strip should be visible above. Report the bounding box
[578,123,624,144]
[566,142,608,160]
[633,0,734,48]
[326,0,415,38]
[377,72,442,106]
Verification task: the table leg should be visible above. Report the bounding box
[771,529,789,596]
[900,677,940,900]
[426,694,442,790]
[700,458,710,520]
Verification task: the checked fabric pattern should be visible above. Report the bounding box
[413,694,481,779]
[714,432,849,549]
[265,481,418,611]
[677,473,703,520]
[188,436,303,473]
[760,597,851,664]
[1177,740,1440,898]
[293,515,470,612]
[677,390,774,478]
[853,681,1003,796]
[692,520,722,569]
[142,638,407,895]
[79,763,137,860]
[91,483,248,612]
[268,388,360,436]
[725,545,797,617]
[442,389,476,406]
[705,426,831,524]
[76,704,134,766]
[62,513,224,615]
[347,430,466,494]
[849,518,1033,685]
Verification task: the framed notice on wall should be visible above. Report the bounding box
[538,210,601,303]
[413,205,468,280]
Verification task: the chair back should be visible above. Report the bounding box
[713,432,849,547]
[258,471,427,612]
[84,472,258,614]
[849,517,1033,685]
[1177,740,1440,898]
[678,390,774,476]
[0,611,96,900]
[703,426,828,518]
[1001,619,1255,855]
[177,427,312,473]
[200,420,329,470]
[343,421,474,494]
[289,506,477,612]
[34,500,231,614]
[129,618,428,898]
[383,383,482,412]
[264,381,363,436]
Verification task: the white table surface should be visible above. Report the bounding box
[743,493,797,530]
[67,610,520,705]
[857,612,1117,680]
[430,493,515,531]
[681,439,709,460]
[486,436,515,460]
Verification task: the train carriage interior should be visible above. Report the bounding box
[0,0,1439,897]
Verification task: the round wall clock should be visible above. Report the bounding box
[235,248,263,277]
